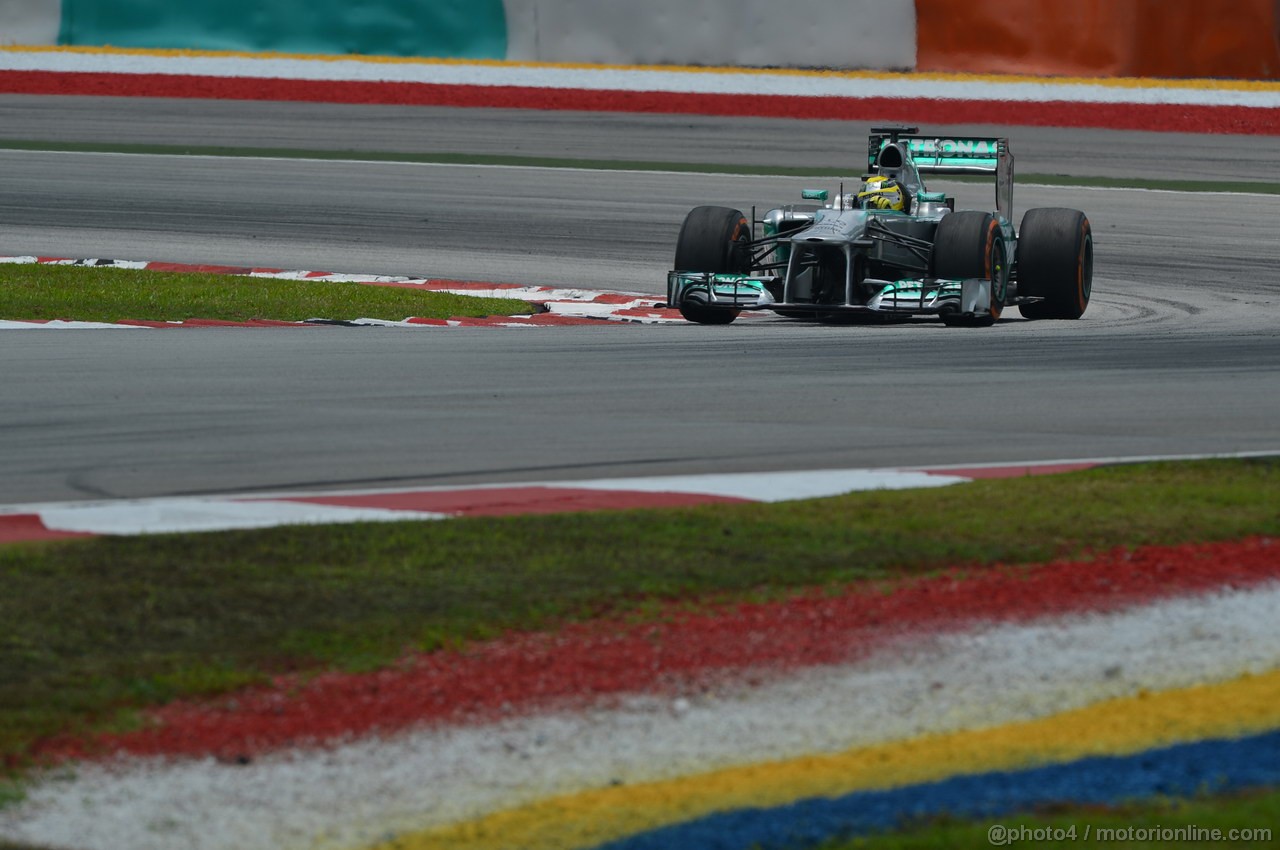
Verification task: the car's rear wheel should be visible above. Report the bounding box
[1016,208,1092,320]
[932,211,1007,326]
[674,205,750,325]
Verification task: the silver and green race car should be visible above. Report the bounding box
[666,126,1093,326]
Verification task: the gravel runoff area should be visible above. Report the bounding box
[4,540,1279,850]
[2,47,1277,133]
[2,46,1278,107]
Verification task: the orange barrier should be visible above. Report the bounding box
[916,0,1280,80]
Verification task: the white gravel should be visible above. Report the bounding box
[4,582,1279,850]
[2,48,1277,107]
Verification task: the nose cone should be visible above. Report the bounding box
[791,210,869,244]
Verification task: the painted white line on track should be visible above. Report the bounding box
[0,319,151,329]
[8,450,1273,539]
[558,469,968,501]
[4,452,1277,539]
[0,468,967,537]
[31,499,444,535]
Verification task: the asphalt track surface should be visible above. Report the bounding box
[1,95,1278,505]
[2,94,1275,181]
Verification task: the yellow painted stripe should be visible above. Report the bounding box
[365,669,1280,850]
[3,45,1279,93]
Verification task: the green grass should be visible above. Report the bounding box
[0,263,532,323]
[3,139,1278,194]
[1,458,1277,768]
[822,787,1279,848]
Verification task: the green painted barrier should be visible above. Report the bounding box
[59,0,507,59]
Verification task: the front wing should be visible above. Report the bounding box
[666,272,1001,318]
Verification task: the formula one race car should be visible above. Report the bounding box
[667,126,1093,326]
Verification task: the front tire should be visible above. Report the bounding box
[674,206,749,325]
[932,211,1007,326]
[1017,208,1092,320]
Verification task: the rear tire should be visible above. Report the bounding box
[1017,208,1092,320]
[932,211,1007,326]
[674,206,749,325]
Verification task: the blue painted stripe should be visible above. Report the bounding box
[594,730,1280,850]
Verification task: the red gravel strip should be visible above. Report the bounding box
[579,293,645,305]
[144,262,260,275]
[416,281,533,291]
[31,537,1279,762]
[2,71,1277,135]
[342,280,537,292]
[401,314,603,326]
[613,307,686,319]
[444,314,600,326]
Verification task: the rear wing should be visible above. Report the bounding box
[867,128,1015,221]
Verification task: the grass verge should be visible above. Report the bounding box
[821,787,1279,848]
[0,263,532,323]
[2,140,1278,195]
[1,458,1277,767]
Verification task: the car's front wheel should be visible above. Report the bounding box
[674,205,750,325]
[932,211,1007,327]
[1016,208,1093,320]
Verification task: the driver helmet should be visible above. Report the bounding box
[857,176,906,212]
